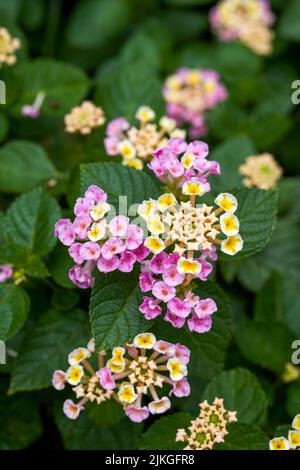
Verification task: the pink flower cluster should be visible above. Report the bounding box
[0,264,13,283]
[54,185,145,288]
[148,138,220,191]
[163,68,227,137]
[139,250,218,333]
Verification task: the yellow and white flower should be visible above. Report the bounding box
[124,158,143,170]
[220,213,240,236]
[269,437,290,451]
[292,414,300,430]
[90,202,110,222]
[145,236,165,254]
[177,257,202,275]
[167,358,187,381]
[118,139,136,160]
[138,199,157,221]
[136,106,155,123]
[134,333,156,349]
[288,430,300,449]
[148,397,171,414]
[107,359,126,373]
[118,384,137,404]
[147,214,165,235]
[181,153,195,169]
[111,347,126,366]
[182,179,206,196]
[159,116,176,133]
[68,347,91,366]
[214,193,238,213]
[221,234,243,256]
[66,365,84,386]
[88,221,107,242]
[157,193,177,212]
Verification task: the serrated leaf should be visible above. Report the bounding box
[215,422,269,450]
[80,162,161,208]
[95,60,163,120]
[139,413,192,450]
[220,187,278,260]
[235,320,295,373]
[0,381,42,449]
[8,308,90,393]
[9,58,89,116]
[90,269,150,350]
[0,284,30,341]
[203,368,267,425]
[153,281,232,381]
[4,187,61,256]
[0,140,56,193]
[209,135,256,193]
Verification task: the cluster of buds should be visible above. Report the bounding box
[148,138,220,195]
[163,68,227,137]
[209,0,275,56]
[21,91,45,119]
[137,189,243,332]
[269,415,300,450]
[52,333,191,423]
[104,106,185,170]
[0,27,20,66]
[54,185,144,288]
[239,153,283,190]
[0,264,13,283]
[65,101,105,134]
[176,397,237,450]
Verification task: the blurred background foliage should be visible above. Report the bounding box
[0,0,300,450]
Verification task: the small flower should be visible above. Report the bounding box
[239,153,283,190]
[144,236,165,254]
[167,358,187,381]
[52,370,66,391]
[97,366,116,390]
[68,347,91,366]
[63,399,84,420]
[152,281,176,302]
[0,264,13,283]
[65,101,105,134]
[125,405,150,423]
[269,437,290,451]
[133,332,156,349]
[0,28,20,66]
[215,193,238,213]
[220,213,240,236]
[66,365,84,386]
[221,234,244,256]
[136,106,155,123]
[177,258,202,275]
[176,397,237,450]
[118,384,137,404]
[182,179,207,196]
[148,397,171,415]
[269,413,300,450]
[21,91,45,119]
[288,430,300,450]
[292,415,300,430]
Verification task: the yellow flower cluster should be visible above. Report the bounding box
[65,101,105,134]
[0,27,20,66]
[176,397,237,450]
[269,415,300,450]
[239,153,283,190]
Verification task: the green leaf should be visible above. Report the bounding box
[80,162,161,208]
[0,381,42,449]
[47,245,76,289]
[279,0,300,42]
[153,281,232,381]
[254,272,283,322]
[209,135,256,193]
[87,400,124,426]
[165,0,212,5]
[0,114,9,143]
[10,58,89,116]
[0,140,56,193]
[139,413,192,450]
[8,308,90,393]
[54,406,142,450]
[4,187,61,256]
[220,187,278,260]
[66,0,131,49]
[286,381,300,418]
[203,368,267,425]
[282,278,300,336]
[235,320,295,373]
[90,269,149,350]
[0,284,30,341]
[215,422,269,450]
[95,60,163,120]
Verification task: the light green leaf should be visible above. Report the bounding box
[0,284,30,341]
[0,140,56,193]
[8,308,90,393]
[220,187,278,260]
[80,162,161,208]
[139,413,192,450]
[4,187,61,256]
[203,368,267,425]
[90,269,149,350]
[215,422,269,450]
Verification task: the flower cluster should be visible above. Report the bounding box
[137,190,243,332]
[65,101,105,134]
[176,397,237,450]
[209,0,275,55]
[0,27,20,66]
[104,106,185,170]
[21,91,46,119]
[239,153,283,190]
[269,415,300,450]
[0,264,13,283]
[52,333,191,423]
[148,138,220,194]
[54,185,144,288]
[163,68,227,137]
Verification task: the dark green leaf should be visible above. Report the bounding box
[0,283,30,341]
[139,413,192,450]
